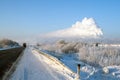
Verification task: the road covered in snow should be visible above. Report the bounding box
[10,47,76,80]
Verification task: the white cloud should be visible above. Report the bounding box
[44,17,103,38]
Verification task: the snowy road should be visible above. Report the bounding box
[10,47,75,80]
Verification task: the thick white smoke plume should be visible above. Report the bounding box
[45,17,103,38]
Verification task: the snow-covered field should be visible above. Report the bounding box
[60,54,120,80]
[40,45,120,80]
[9,46,120,80]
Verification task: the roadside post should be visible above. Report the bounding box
[77,64,80,80]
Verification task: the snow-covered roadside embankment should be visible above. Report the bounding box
[35,49,77,78]
[10,47,76,80]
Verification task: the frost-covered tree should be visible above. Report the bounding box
[39,40,120,67]
[0,39,19,48]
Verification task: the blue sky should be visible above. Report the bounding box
[0,0,120,39]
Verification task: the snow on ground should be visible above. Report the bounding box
[40,49,120,80]
[99,44,120,47]
[9,46,120,80]
[60,54,120,80]
[0,46,20,50]
[10,47,75,80]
